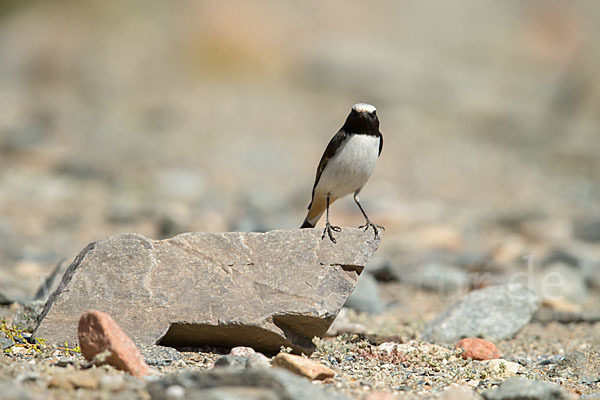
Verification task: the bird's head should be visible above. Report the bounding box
[342,103,380,134]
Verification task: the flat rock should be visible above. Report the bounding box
[482,377,574,400]
[146,368,349,400]
[422,283,539,344]
[34,228,380,355]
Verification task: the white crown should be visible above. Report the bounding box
[352,103,376,114]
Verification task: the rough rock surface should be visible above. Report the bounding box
[422,283,539,343]
[146,368,349,400]
[34,228,380,355]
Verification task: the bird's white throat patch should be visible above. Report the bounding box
[352,103,376,114]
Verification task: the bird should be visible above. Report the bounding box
[300,103,384,243]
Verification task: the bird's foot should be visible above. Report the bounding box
[359,220,385,239]
[322,223,342,243]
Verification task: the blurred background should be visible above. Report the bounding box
[1,0,599,305]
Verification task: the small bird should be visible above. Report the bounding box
[300,103,384,243]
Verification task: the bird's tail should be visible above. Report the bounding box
[300,219,314,228]
[300,194,327,229]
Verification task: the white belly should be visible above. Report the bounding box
[315,134,380,199]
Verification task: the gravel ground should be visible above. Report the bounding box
[2,282,600,399]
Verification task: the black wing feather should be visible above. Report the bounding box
[307,130,348,209]
[378,133,383,156]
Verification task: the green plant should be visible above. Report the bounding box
[57,340,81,356]
[1,319,46,353]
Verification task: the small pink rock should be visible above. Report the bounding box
[456,338,500,361]
[230,346,256,357]
[77,310,151,377]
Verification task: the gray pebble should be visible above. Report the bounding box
[482,377,572,400]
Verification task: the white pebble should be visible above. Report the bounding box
[165,385,185,400]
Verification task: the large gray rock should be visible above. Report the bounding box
[33,228,379,354]
[422,283,539,344]
[146,367,349,400]
[482,377,574,400]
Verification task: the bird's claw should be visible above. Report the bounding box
[359,221,385,239]
[322,223,342,243]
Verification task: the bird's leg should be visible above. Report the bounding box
[354,193,384,239]
[322,193,341,243]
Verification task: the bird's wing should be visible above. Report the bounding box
[378,133,383,156]
[307,130,348,209]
